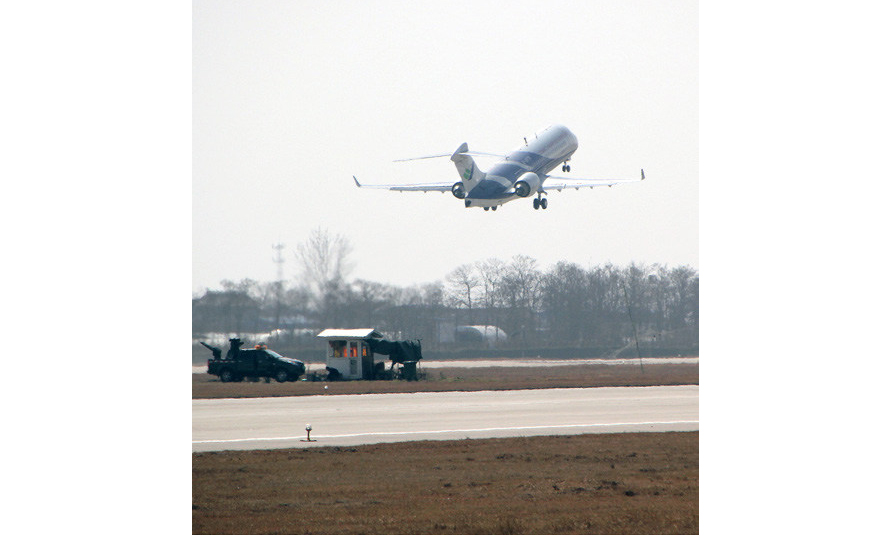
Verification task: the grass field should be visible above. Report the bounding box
[193,431,698,535]
[192,363,698,399]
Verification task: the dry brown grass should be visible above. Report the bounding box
[192,363,698,399]
[193,431,698,535]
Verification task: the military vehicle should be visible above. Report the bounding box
[201,338,306,383]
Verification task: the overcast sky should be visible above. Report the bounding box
[192,0,698,293]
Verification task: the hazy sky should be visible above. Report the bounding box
[7,3,891,529]
[193,0,697,293]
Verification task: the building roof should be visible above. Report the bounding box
[316,328,383,339]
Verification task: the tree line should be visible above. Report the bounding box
[193,230,698,353]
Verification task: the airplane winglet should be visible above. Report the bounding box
[353,176,362,187]
[641,169,646,181]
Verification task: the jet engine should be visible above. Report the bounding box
[451,182,466,199]
[513,172,542,198]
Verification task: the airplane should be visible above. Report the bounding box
[352,124,644,211]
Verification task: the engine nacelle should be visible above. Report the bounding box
[513,172,542,198]
[451,182,466,199]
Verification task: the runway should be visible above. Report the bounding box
[193,385,698,452]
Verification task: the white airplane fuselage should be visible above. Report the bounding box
[461,124,578,208]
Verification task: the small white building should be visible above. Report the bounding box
[317,328,384,380]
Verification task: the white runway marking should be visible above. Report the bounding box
[192,419,699,445]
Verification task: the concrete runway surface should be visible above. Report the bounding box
[193,385,698,452]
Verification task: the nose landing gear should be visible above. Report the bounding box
[562,161,571,172]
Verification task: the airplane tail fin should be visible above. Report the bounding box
[451,142,486,189]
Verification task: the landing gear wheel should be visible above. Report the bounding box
[484,206,490,211]
[541,198,548,209]
[566,164,570,172]
[492,206,497,211]
[533,198,540,210]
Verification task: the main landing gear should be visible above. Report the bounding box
[533,195,548,210]
[483,206,498,211]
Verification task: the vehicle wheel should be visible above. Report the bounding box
[275,370,289,383]
[220,369,234,383]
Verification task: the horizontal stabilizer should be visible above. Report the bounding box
[394,145,505,162]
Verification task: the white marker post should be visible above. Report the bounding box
[305,424,313,442]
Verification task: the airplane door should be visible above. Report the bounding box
[349,341,358,377]
[361,343,373,379]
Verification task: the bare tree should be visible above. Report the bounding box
[350,279,398,327]
[446,263,479,324]
[216,278,262,333]
[194,250,698,354]
[295,227,355,322]
[498,255,543,345]
[541,261,589,345]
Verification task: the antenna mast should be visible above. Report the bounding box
[622,281,645,374]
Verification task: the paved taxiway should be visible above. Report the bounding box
[193,385,698,452]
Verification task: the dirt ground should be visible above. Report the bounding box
[193,363,699,533]
[193,431,698,535]
[192,363,698,399]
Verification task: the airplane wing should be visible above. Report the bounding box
[541,169,646,191]
[393,149,506,162]
[353,176,453,193]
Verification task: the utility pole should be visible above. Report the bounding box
[272,243,285,328]
[622,281,645,374]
